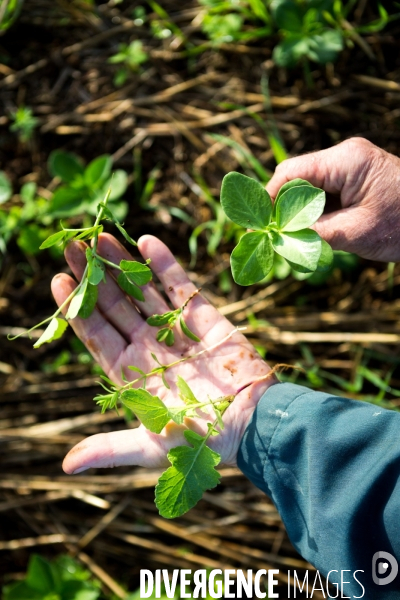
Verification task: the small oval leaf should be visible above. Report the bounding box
[230,232,274,286]
[220,172,272,230]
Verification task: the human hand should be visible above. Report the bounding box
[51,233,276,474]
[266,137,400,262]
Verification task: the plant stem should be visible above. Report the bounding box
[117,327,246,392]
[95,255,122,270]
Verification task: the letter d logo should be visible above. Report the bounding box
[372,551,398,585]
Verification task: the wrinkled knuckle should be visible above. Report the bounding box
[343,137,378,163]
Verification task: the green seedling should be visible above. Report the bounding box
[199,0,271,45]
[95,324,288,518]
[2,553,102,600]
[48,150,128,219]
[0,0,24,33]
[108,40,148,87]
[8,192,152,348]
[220,172,333,285]
[9,105,38,143]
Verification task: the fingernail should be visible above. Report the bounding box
[71,466,88,475]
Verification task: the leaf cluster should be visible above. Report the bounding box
[147,299,200,347]
[10,195,152,348]
[2,554,101,600]
[271,0,344,67]
[117,376,232,518]
[220,172,333,286]
[108,40,148,87]
[48,150,128,220]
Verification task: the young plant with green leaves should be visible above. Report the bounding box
[108,40,148,87]
[220,172,333,285]
[93,326,283,519]
[48,150,128,220]
[2,554,102,600]
[9,105,39,143]
[8,193,152,348]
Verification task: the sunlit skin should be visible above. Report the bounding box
[52,233,277,475]
[267,138,400,262]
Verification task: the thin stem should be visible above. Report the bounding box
[7,270,87,341]
[117,327,246,392]
[96,255,122,271]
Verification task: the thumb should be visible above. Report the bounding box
[62,428,171,474]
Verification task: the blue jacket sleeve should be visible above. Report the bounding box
[237,382,400,598]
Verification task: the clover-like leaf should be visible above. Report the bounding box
[33,318,68,349]
[220,172,272,230]
[230,231,274,285]
[275,184,325,232]
[272,229,322,272]
[316,238,334,273]
[120,389,171,434]
[155,430,221,518]
[120,260,152,286]
[117,272,144,301]
[274,178,313,203]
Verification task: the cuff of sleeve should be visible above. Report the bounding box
[237,382,309,496]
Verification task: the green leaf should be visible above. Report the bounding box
[157,328,175,346]
[180,315,200,342]
[17,224,48,255]
[275,184,325,232]
[104,170,128,201]
[117,272,144,301]
[116,222,138,246]
[85,155,112,188]
[272,229,322,271]
[121,389,171,433]
[66,280,88,320]
[2,580,43,600]
[74,225,103,242]
[147,311,176,327]
[119,260,152,286]
[48,186,86,217]
[20,182,37,203]
[220,172,272,230]
[39,230,66,249]
[155,430,221,518]
[274,178,313,203]
[48,150,84,183]
[307,30,343,64]
[156,328,170,342]
[230,231,274,285]
[167,406,188,425]
[33,318,68,349]
[316,238,334,272]
[78,283,98,319]
[176,375,199,405]
[86,249,106,285]
[25,555,55,593]
[0,171,12,204]
[273,36,309,67]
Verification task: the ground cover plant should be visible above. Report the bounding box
[2,0,400,596]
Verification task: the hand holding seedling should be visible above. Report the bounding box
[266,137,400,262]
[51,233,276,516]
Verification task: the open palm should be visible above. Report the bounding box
[52,233,275,475]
